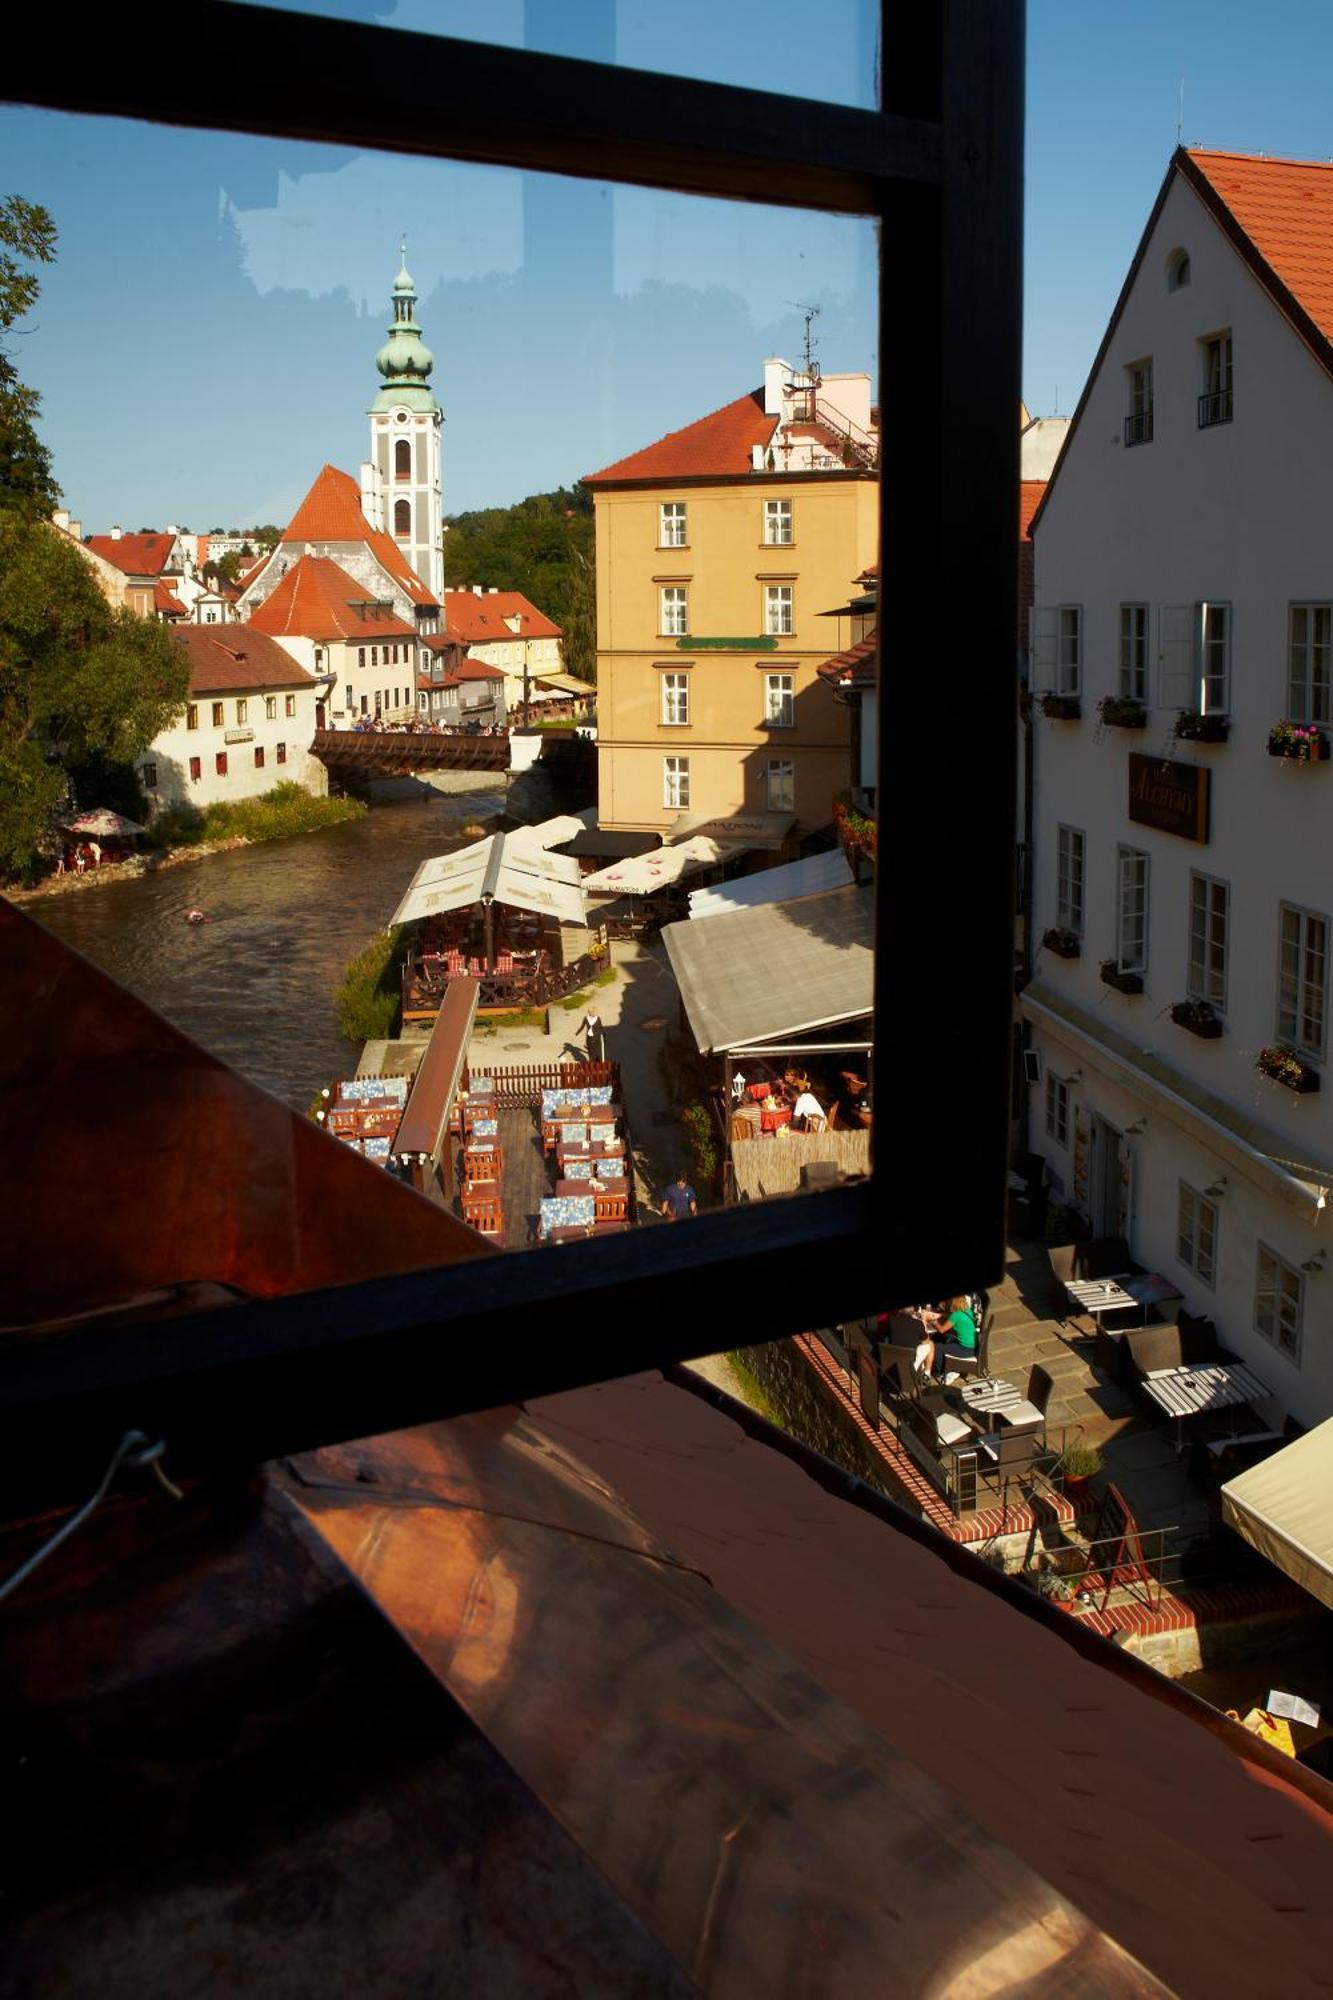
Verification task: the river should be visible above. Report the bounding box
[32,790,510,1111]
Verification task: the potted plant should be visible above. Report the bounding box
[1170,998,1223,1039]
[1061,1441,1102,1499]
[1098,694,1147,730]
[1256,1045,1321,1094]
[1173,709,1229,744]
[1268,718,1330,762]
[1042,926,1081,960]
[1100,958,1143,995]
[1041,691,1082,721]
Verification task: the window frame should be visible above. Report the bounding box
[659,585,688,638]
[659,502,687,549]
[764,671,795,728]
[188,755,202,782]
[765,756,794,812]
[186,702,199,731]
[1116,845,1149,974]
[1288,603,1331,725]
[1177,1181,1218,1289]
[1199,330,1234,427]
[763,498,793,546]
[1054,604,1081,695]
[211,701,224,727]
[1118,603,1148,703]
[1255,1242,1303,1364]
[764,583,794,637]
[7,7,1026,1495]
[1198,601,1230,714]
[663,754,690,810]
[1188,870,1229,1012]
[1277,902,1328,1063]
[660,670,690,727]
[1044,1071,1069,1148]
[1124,358,1153,446]
[1057,824,1085,936]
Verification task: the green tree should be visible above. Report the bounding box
[215,549,246,585]
[0,514,190,875]
[442,484,595,662]
[0,195,58,520]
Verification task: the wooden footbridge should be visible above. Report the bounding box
[311,727,512,777]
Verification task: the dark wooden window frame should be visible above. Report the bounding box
[5,0,1023,1496]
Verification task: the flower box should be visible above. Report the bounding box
[1268,722,1329,762]
[833,795,876,859]
[1173,710,1229,744]
[1100,960,1143,995]
[1170,1000,1222,1040]
[1256,1047,1321,1094]
[1042,928,1081,960]
[1041,693,1082,721]
[1098,697,1147,730]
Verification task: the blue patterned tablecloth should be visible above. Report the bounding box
[540,1193,596,1237]
[338,1075,409,1105]
[363,1136,392,1161]
[472,1117,499,1139]
[541,1085,614,1114]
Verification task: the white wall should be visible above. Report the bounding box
[144,682,326,808]
[1029,166,1333,1419]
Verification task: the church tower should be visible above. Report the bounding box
[365,242,443,604]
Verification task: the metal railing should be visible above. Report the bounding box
[1198,388,1233,428]
[1123,408,1153,446]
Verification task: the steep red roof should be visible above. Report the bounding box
[278,464,437,607]
[1018,480,1045,540]
[584,388,777,485]
[1187,149,1333,346]
[247,556,417,642]
[457,655,507,681]
[86,532,175,577]
[440,590,562,643]
[816,630,878,692]
[172,626,318,694]
[153,583,188,618]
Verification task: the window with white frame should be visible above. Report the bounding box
[663,755,690,809]
[764,672,794,727]
[1256,1243,1303,1362]
[1177,1182,1217,1288]
[1278,904,1328,1061]
[766,758,794,812]
[660,502,687,548]
[1117,847,1149,972]
[661,672,690,726]
[265,695,277,720]
[1124,359,1153,445]
[1045,1071,1069,1147]
[763,499,793,545]
[1188,872,1229,1009]
[1200,331,1233,426]
[764,584,794,636]
[1119,604,1148,702]
[1199,602,1230,712]
[660,585,688,636]
[1288,604,1331,724]
[1057,824,1085,934]
[1057,606,1081,694]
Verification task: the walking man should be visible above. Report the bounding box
[660,1172,697,1222]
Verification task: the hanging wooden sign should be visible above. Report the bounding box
[1128,753,1210,843]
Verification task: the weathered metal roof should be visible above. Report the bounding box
[663,884,875,1052]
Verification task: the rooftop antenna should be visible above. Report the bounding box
[788,300,822,384]
[1177,78,1184,147]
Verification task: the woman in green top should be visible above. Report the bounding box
[929,1295,978,1378]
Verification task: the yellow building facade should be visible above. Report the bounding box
[586,370,878,835]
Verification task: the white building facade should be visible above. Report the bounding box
[362,244,444,605]
[142,628,327,809]
[1024,148,1333,1427]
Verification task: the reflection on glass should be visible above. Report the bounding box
[2,105,877,1289]
[224,0,880,112]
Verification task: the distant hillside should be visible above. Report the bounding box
[443,485,594,682]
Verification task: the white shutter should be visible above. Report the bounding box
[1117,1143,1135,1245]
[1157,604,1195,709]
[1030,606,1058,691]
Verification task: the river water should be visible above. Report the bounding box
[32,791,509,1111]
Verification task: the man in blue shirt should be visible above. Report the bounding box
[660,1173,697,1221]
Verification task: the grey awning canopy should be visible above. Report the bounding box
[1222,1420,1333,1610]
[662,885,875,1054]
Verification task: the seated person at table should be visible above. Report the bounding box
[927,1296,978,1379]
[791,1089,826,1132]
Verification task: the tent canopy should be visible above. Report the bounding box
[63,808,145,837]
[1222,1418,1333,1609]
[687,848,853,920]
[391,833,588,929]
[662,885,875,1054]
[582,835,740,896]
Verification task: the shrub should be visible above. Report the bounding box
[1061,1442,1103,1480]
[680,1102,721,1198]
[335,927,409,1043]
[200,782,364,844]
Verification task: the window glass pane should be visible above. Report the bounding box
[223,0,880,111]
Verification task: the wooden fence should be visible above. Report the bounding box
[466,1060,620,1108]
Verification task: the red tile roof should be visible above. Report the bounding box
[172,626,317,694]
[457,655,507,681]
[584,388,777,485]
[278,464,437,606]
[1018,480,1045,539]
[1187,149,1333,346]
[86,532,175,577]
[440,590,562,642]
[816,630,878,691]
[247,556,417,642]
[153,583,188,618]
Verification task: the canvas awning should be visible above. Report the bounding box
[687,847,853,920]
[581,835,740,896]
[669,810,794,852]
[391,834,588,928]
[533,671,596,697]
[1222,1419,1333,1609]
[662,884,875,1053]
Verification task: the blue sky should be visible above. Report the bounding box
[1,0,1330,530]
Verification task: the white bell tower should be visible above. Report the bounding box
[365,239,443,604]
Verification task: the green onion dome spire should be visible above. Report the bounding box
[372,236,439,414]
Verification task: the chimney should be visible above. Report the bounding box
[473,583,482,596]
[52,508,70,532]
[111,525,122,540]
[488,586,498,595]
[70,518,82,541]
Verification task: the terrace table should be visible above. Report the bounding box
[556,1176,629,1199]
[1063,1276,1137,1322]
[1142,1360,1273,1449]
[957,1380,1044,1435]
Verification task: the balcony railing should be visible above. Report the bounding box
[1198,388,1233,428]
[1123,408,1153,446]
